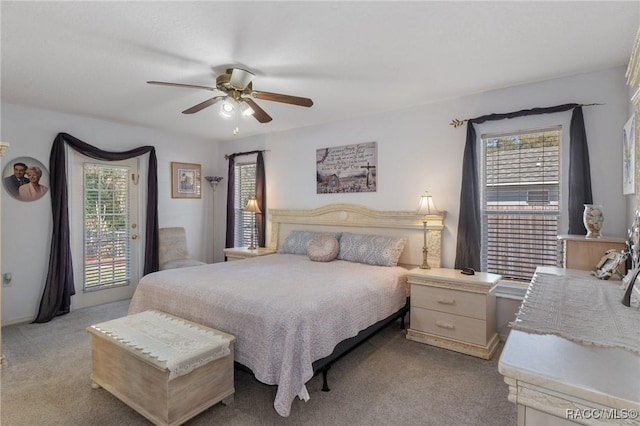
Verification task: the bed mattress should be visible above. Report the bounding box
[128,253,408,416]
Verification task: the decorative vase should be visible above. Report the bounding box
[583,204,604,238]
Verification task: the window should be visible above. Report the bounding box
[481,127,561,283]
[234,161,257,247]
[83,163,131,290]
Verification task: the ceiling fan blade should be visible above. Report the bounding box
[182,96,225,114]
[252,91,313,107]
[243,98,273,123]
[147,81,218,92]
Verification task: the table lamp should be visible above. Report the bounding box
[417,191,439,269]
[245,197,261,250]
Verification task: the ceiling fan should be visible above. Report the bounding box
[148,68,313,124]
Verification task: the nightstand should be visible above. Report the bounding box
[406,267,501,360]
[223,247,277,261]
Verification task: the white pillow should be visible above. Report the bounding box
[337,232,407,267]
[278,230,342,255]
[306,235,340,262]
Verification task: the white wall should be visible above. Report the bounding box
[1,104,221,323]
[1,66,632,325]
[219,66,631,268]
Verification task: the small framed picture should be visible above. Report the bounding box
[171,162,201,199]
[592,249,627,280]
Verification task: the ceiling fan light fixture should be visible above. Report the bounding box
[219,99,236,118]
[229,68,255,90]
[239,101,254,117]
[148,67,312,126]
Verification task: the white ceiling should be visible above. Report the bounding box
[2,1,639,142]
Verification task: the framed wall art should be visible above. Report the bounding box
[3,156,50,202]
[623,113,635,195]
[171,162,201,199]
[316,141,377,194]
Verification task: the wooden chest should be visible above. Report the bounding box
[87,311,235,426]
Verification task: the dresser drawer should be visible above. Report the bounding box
[410,307,487,346]
[411,284,486,320]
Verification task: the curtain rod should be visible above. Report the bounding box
[449,103,604,128]
[224,149,270,160]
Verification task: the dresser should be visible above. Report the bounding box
[499,267,640,425]
[406,268,501,360]
[223,247,276,261]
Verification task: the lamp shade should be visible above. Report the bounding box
[417,192,439,215]
[239,101,255,116]
[219,99,236,118]
[245,197,261,214]
[204,176,224,188]
[229,68,255,90]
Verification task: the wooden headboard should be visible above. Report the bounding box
[268,204,445,268]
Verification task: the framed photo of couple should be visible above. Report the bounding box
[3,156,49,202]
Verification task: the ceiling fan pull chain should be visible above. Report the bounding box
[233,113,239,136]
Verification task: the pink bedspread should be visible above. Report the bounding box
[128,254,407,416]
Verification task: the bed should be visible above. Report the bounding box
[129,204,444,417]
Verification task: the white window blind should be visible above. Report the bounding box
[83,163,131,290]
[481,128,561,283]
[234,162,257,247]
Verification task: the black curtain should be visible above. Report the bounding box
[454,104,592,271]
[255,152,267,247]
[454,123,482,271]
[225,155,236,249]
[568,107,593,233]
[34,133,159,323]
[225,150,267,248]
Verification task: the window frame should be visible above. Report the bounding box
[480,126,563,284]
[233,160,257,248]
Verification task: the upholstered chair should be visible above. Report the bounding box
[158,227,206,270]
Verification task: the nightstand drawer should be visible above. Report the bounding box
[411,307,487,346]
[411,284,486,320]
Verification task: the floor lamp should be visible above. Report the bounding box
[205,176,224,262]
[245,197,261,250]
[417,191,439,269]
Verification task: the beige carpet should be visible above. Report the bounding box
[1,300,516,425]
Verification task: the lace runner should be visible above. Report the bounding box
[90,310,232,380]
[511,272,640,354]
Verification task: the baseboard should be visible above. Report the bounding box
[2,315,35,326]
